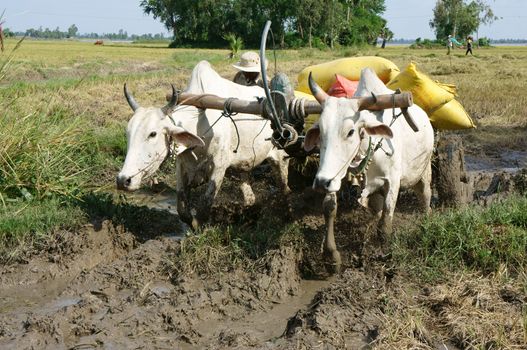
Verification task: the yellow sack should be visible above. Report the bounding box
[387,62,455,113]
[387,62,475,130]
[429,99,475,130]
[297,56,399,94]
[294,90,318,131]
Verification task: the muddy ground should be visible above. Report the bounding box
[1,147,526,349]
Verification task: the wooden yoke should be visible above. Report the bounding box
[176,93,264,115]
[172,91,414,118]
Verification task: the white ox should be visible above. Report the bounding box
[303,68,434,272]
[117,61,289,228]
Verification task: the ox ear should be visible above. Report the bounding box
[362,119,393,139]
[168,125,205,148]
[304,123,320,152]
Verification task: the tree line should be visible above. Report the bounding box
[140,0,392,48]
[3,25,168,41]
[2,0,499,47]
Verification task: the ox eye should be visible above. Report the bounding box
[149,131,157,138]
[347,129,355,138]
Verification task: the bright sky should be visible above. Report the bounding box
[2,0,526,39]
[385,0,527,39]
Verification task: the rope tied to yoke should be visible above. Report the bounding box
[202,97,241,153]
[373,92,404,156]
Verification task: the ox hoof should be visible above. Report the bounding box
[241,184,256,207]
[324,250,342,275]
[190,209,201,230]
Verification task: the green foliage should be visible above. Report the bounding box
[223,33,243,59]
[140,0,390,48]
[409,37,444,49]
[430,0,498,40]
[478,36,491,47]
[0,106,98,200]
[394,196,527,280]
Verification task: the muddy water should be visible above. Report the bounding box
[465,149,527,173]
[0,225,121,314]
[185,278,333,349]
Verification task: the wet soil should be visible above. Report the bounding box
[1,152,525,349]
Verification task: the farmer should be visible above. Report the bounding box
[447,35,462,55]
[465,36,473,56]
[232,51,267,87]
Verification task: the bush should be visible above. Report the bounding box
[312,36,327,50]
[478,37,491,47]
[284,32,304,49]
[410,37,444,49]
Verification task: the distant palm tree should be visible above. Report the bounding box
[224,33,243,59]
[381,27,394,49]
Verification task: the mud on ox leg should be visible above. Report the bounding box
[322,192,341,273]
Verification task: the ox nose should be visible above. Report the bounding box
[313,176,332,192]
[116,174,132,190]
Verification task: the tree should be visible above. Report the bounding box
[140,0,390,48]
[67,24,78,38]
[380,25,393,48]
[430,0,498,40]
[293,0,324,48]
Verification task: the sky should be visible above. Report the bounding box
[1,0,527,39]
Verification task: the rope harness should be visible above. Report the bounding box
[347,93,404,187]
[165,97,242,155]
[201,97,241,153]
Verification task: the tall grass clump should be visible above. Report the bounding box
[394,196,527,280]
[0,37,101,257]
[0,108,97,201]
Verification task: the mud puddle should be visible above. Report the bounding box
[188,278,333,349]
[465,149,527,173]
[0,223,132,314]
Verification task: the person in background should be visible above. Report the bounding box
[232,51,267,87]
[447,34,462,55]
[466,36,474,55]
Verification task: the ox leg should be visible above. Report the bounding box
[239,172,256,207]
[413,162,432,214]
[379,180,400,237]
[194,165,227,229]
[323,192,341,274]
[368,192,384,219]
[267,152,291,195]
[176,165,193,227]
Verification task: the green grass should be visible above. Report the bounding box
[394,196,527,280]
[166,221,303,277]
[0,103,98,199]
[0,198,85,263]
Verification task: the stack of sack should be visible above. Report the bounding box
[294,57,475,130]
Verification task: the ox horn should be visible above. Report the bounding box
[124,83,140,112]
[308,72,328,104]
[161,84,178,115]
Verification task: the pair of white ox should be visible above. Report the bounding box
[117,61,434,272]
